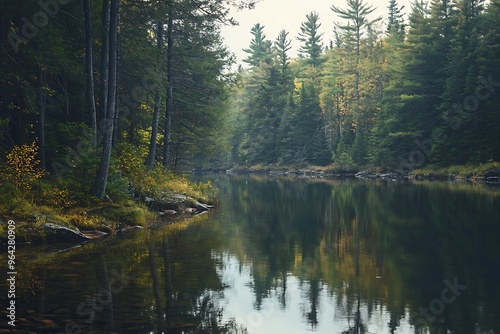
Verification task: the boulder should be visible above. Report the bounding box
[42,223,92,243]
[355,171,368,178]
[163,210,178,216]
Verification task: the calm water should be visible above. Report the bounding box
[2,175,500,334]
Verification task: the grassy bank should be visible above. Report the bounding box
[0,142,215,242]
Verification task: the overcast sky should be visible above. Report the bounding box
[220,0,412,66]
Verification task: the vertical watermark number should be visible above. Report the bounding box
[6,220,17,327]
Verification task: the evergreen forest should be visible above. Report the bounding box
[228,0,500,172]
[0,0,257,214]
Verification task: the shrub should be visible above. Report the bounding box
[117,142,214,202]
[32,179,75,208]
[1,141,45,195]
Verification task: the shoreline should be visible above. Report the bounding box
[221,162,500,185]
[0,194,215,249]
[3,162,499,247]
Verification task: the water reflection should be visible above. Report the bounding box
[2,176,500,333]
[211,175,500,334]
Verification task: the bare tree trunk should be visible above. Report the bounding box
[112,78,119,148]
[84,0,97,147]
[112,21,121,148]
[146,20,164,169]
[38,67,46,170]
[99,0,110,138]
[93,0,119,198]
[146,91,162,168]
[163,2,173,169]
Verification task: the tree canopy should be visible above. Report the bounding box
[226,0,500,170]
[0,0,260,199]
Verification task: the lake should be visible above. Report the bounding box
[3,175,500,334]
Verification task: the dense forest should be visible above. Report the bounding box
[1,0,500,213]
[0,0,257,210]
[228,0,500,172]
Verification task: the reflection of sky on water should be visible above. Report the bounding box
[217,252,414,333]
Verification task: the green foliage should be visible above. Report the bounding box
[0,0,240,218]
[274,30,292,71]
[387,0,406,39]
[32,179,75,208]
[117,142,214,202]
[297,11,324,67]
[242,23,273,67]
[332,137,355,169]
[351,130,367,166]
[0,183,35,218]
[226,0,499,173]
[1,0,498,205]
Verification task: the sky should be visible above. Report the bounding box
[220,0,412,67]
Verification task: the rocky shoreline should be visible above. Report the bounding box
[225,166,500,185]
[0,194,214,249]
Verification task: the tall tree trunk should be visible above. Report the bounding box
[99,0,110,137]
[112,21,121,148]
[84,0,97,147]
[146,91,162,168]
[38,67,46,170]
[93,0,119,198]
[146,20,164,169]
[163,2,173,169]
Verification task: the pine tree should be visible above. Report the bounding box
[331,0,381,123]
[297,82,329,165]
[369,0,433,168]
[369,30,406,166]
[319,49,341,153]
[431,0,485,164]
[475,0,500,162]
[297,11,324,67]
[274,30,292,74]
[387,0,406,40]
[242,23,272,68]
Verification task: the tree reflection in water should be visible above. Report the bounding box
[6,175,500,333]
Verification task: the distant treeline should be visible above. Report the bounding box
[227,0,500,171]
